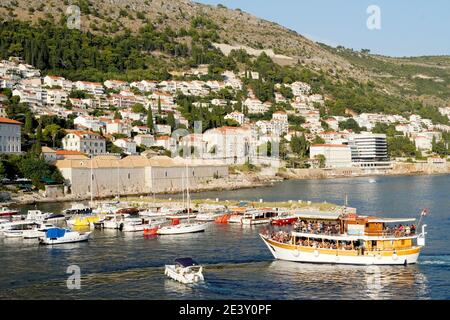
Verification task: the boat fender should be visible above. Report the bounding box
[119,223,124,231]
[293,248,300,257]
[377,253,382,260]
[314,250,319,257]
[392,253,398,261]
[335,255,340,262]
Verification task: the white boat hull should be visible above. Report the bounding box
[157,223,207,235]
[242,218,271,225]
[39,232,91,245]
[164,265,204,284]
[195,213,224,222]
[260,235,421,265]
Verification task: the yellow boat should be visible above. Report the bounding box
[68,215,101,227]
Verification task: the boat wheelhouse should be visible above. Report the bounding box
[260,212,427,265]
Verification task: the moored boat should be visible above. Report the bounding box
[0,206,20,218]
[39,228,91,245]
[271,215,299,226]
[260,212,427,265]
[241,209,279,225]
[157,222,207,235]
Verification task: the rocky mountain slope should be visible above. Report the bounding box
[1,0,449,106]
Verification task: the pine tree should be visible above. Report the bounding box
[157,97,162,114]
[147,107,154,133]
[24,112,33,134]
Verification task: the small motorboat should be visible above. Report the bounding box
[165,258,204,284]
[22,222,56,239]
[64,204,93,215]
[215,214,232,224]
[139,207,173,218]
[0,220,38,236]
[26,210,51,222]
[0,207,20,218]
[271,215,298,226]
[44,213,66,224]
[157,220,207,235]
[67,215,101,228]
[39,227,91,245]
[242,210,279,225]
[166,209,199,220]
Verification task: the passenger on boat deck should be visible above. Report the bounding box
[294,220,340,235]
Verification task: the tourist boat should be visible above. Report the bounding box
[39,227,91,245]
[64,203,93,215]
[164,258,204,284]
[0,206,20,218]
[241,209,280,225]
[260,211,427,265]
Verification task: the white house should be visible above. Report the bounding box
[134,134,155,148]
[310,144,352,168]
[113,138,137,155]
[62,130,106,155]
[0,117,22,154]
[74,81,104,95]
[104,80,129,91]
[106,119,132,137]
[224,111,245,125]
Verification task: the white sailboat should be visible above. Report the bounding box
[157,163,207,235]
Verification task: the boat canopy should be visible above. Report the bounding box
[295,211,341,220]
[46,228,66,238]
[175,257,199,267]
[367,217,416,224]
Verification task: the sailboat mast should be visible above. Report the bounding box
[186,162,191,223]
[117,159,120,200]
[90,155,94,205]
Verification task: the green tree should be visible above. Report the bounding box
[24,112,33,134]
[290,134,309,158]
[147,107,154,133]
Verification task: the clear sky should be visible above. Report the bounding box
[196,0,450,57]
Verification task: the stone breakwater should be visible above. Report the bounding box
[278,162,450,180]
